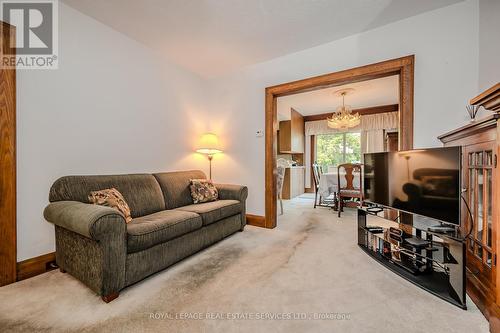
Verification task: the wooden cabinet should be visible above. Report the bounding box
[464,142,496,286]
[438,84,500,330]
[279,108,304,153]
[386,131,399,152]
[282,167,305,199]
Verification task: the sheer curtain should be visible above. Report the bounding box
[359,112,398,154]
[304,112,398,184]
[361,130,385,154]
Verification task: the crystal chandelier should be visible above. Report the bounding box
[327,90,361,130]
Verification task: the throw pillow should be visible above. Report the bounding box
[190,179,218,204]
[88,188,132,223]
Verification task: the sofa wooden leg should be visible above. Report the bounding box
[60,268,66,273]
[102,292,119,303]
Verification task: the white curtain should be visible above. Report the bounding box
[361,130,385,153]
[359,112,398,153]
[304,112,398,177]
[304,112,398,135]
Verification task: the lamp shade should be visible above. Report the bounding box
[196,133,222,155]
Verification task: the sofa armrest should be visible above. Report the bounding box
[44,201,126,240]
[215,184,248,202]
[44,201,127,297]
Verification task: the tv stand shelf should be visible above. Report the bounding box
[358,207,466,309]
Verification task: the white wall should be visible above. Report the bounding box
[18,0,486,260]
[16,4,209,260]
[206,0,480,216]
[479,0,500,91]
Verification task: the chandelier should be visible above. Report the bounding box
[327,89,361,130]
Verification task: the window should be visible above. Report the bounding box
[316,132,361,172]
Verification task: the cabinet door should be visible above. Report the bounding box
[289,168,305,198]
[290,109,304,153]
[464,142,496,293]
[279,121,292,153]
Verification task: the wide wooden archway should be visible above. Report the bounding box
[264,56,415,229]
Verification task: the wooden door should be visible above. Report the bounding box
[464,142,496,298]
[0,21,16,286]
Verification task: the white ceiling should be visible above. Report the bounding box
[277,75,399,121]
[61,0,463,78]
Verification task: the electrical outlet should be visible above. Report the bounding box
[256,130,264,137]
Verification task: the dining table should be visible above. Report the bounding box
[318,171,362,199]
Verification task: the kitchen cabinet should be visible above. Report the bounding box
[279,108,304,153]
[282,166,305,199]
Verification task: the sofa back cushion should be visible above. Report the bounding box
[49,174,165,218]
[153,170,206,209]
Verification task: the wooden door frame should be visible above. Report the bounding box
[264,55,415,228]
[0,21,16,286]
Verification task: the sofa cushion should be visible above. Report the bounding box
[49,174,165,218]
[88,188,132,223]
[175,200,241,226]
[153,170,206,209]
[190,179,218,204]
[127,210,202,253]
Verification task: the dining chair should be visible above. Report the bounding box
[337,163,363,217]
[312,162,322,208]
[276,165,286,215]
[276,159,288,215]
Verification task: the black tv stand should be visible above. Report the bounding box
[427,225,456,234]
[357,207,466,309]
[366,205,384,214]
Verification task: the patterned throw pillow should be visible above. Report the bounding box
[88,188,132,223]
[190,179,218,204]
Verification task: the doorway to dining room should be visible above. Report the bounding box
[270,58,413,223]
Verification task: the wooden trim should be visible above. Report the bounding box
[267,56,414,97]
[246,214,266,228]
[0,21,16,286]
[306,134,316,190]
[265,89,278,228]
[467,271,500,333]
[16,252,57,281]
[438,114,500,144]
[265,56,414,228]
[303,104,399,122]
[399,59,414,150]
[470,83,500,112]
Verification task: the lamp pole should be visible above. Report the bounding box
[208,154,213,180]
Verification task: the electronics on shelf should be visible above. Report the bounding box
[358,206,466,309]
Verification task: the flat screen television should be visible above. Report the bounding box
[363,146,461,225]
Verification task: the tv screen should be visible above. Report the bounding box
[363,147,461,225]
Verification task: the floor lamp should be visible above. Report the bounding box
[196,133,222,180]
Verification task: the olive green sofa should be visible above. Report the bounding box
[44,170,247,302]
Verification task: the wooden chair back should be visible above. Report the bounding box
[312,162,322,190]
[337,163,363,193]
[276,164,286,195]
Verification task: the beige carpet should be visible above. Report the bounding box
[0,198,488,332]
